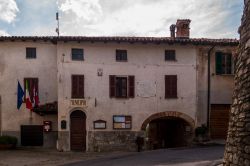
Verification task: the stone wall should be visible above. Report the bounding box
[223,0,250,165]
[88,131,144,152]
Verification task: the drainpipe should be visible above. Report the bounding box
[207,46,215,133]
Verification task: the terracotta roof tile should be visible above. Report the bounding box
[0,36,239,46]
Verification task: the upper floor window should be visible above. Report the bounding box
[165,75,177,99]
[216,52,233,75]
[72,75,84,98]
[72,48,84,61]
[109,75,134,98]
[116,50,127,62]
[26,48,36,59]
[165,50,176,61]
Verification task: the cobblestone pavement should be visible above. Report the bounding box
[0,145,224,166]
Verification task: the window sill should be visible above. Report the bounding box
[165,59,177,62]
[165,97,178,99]
[116,60,128,62]
[214,74,235,76]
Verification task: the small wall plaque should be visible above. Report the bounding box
[93,120,106,129]
[97,68,103,76]
[61,120,67,130]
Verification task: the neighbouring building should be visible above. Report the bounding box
[224,0,250,165]
[0,19,238,152]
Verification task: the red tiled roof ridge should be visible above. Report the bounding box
[0,35,239,45]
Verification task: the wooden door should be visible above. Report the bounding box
[70,110,86,151]
[210,104,230,139]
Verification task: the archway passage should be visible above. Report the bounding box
[142,111,194,150]
[147,117,189,149]
[70,110,86,151]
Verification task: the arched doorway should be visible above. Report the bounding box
[141,111,194,149]
[70,110,86,151]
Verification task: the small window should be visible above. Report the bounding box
[26,48,36,59]
[109,75,135,98]
[116,50,127,61]
[165,75,177,98]
[71,75,84,98]
[113,115,132,129]
[165,50,176,61]
[72,48,84,61]
[216,52,233,75]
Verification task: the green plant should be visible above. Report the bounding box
[0,135,18,146]
[195,125,208,137]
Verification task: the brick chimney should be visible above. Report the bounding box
[176,19,191,38]
[170,24,176,38]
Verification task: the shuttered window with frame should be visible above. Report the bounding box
[165,50,176,61]
[72,48,84,61]
[216,52,233,75]
[26,48,36,59]
[165,75,177,98]
[24,78,38,103]
[109,75,135,98]
[116,50,127,61]
[72,75,84,98]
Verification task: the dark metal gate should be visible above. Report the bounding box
[21,125,43,146]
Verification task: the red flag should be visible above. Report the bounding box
[25,80,32,110]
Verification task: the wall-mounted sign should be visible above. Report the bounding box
[94,120,106,129]
[70,99,87,107]
[61,120,67,130]
[113,115,132,129]
[43,121,52,132]
[97,68,103,76]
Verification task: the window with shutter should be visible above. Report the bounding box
[71,75,84,98]
[116,50,127,61]
[165,50,176,61]
[26,48,36,59]
[165,75,177,98]
[216,52,233,75]
[24,78,39,102]
[109,75,135,98]
[72,48,84,61]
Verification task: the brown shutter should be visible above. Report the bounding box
[79,75,84,98]
[165,76,170,98]
[72,75,78,98]
[165,75,177,98]
[110,75,116,98]
[128,76,135,98]
[172,75,177,98]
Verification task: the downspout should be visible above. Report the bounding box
[207,46,215,132]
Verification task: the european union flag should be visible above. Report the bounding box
[17,81,24,110]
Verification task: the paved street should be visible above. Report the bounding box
[64,145,224,166]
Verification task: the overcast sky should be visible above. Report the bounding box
[0,0,243,38]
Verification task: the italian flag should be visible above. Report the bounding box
[25,80,33,110]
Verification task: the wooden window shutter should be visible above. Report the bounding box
[165,75,177,98]
[79,75,84,98]
[72,75,78,98]
[110,75,116,98]
[216,52,222,75]
[165,76,170,98]
[171,75,177,98]
[128,76,135,98]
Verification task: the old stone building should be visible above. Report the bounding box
[224,0,250,165]
[0,19,238,151]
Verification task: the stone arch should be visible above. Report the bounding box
[141,111,195,130]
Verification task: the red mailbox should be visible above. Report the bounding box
[43,121,52,132]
